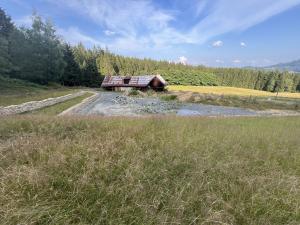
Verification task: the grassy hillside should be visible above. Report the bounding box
[0,75,76,106]
[0,75,47,94]
[0,116,299,224]
[160,70,219,86]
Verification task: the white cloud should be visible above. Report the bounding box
[189,0,300,44]
[104,30,116,36]
[216,59,224,64]
[212,40,223,47]
[46,0,300,53]
[178,56,188,65]
[57,27,103,47]
[233,59,241,63]
[240,42,247,47]
[195,0,208,16]
[46,0,192,53]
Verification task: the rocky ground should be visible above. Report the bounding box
[65,92,294,117]
[2,91,299,117]
[67,92,180,116]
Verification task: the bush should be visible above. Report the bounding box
[160,94,177,101]
[128,89,139,96]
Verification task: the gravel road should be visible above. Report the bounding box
[66,92,279,117]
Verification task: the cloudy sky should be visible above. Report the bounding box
[2,0,300,67]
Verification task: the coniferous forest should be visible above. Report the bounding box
[1,9,300,92]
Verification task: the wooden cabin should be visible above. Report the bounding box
[101,75,167,91]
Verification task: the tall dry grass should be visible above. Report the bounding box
[168,85,300,98]
[0,116,299,224]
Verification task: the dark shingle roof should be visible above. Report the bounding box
[101,75,166,88]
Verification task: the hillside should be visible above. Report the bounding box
[0,75,47,94]
[264,59,300,72]
[0,75,75,106]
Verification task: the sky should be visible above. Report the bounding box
[2,0,300,67]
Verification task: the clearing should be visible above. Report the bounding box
[168,85,300,98]
[1,79,299,224]
[168,86,300,111]
[29,92,94,115]
[0,116,299,224]
[63,91,300,117]
[1,76,299,116]
[0,75,77,106]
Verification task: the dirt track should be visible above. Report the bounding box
[0,91,86,116]
[61,92,300,117]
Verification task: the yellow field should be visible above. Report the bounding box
[168,85,300,98]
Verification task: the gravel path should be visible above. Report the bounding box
[64,92,294,117]
[67,92,178,116]
[0,91,86,116]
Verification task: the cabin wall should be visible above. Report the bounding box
[149,78,165,90]
[116,87,133,92]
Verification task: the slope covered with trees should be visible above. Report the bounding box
[94,50,300,92]
[1,8,299,92]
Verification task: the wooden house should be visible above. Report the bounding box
[101,75,167,91]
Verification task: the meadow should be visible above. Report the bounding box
[0,116,299,225]
[166,85,300,111]
[168,85,300,98]
[29,92,94,116]
[0,75,76,106]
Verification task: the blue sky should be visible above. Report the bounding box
[2,0,300,67]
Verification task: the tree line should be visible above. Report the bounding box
[0,9,102,87]
[94,50,300,92]
[1,8,299,92]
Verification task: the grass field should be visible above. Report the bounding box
[167,85,300,111]
[30,92,94,115]
[168,85,300,98]
[0,75,76,106]
[0,116,299,224]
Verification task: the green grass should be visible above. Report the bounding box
[171,91,300,111]
[0,75,76,106]
[0,116,299,224]
[160,94,177,101]
[168,85,300,98]
[30,92,94,115]
[195,95,300,111]
[128,89,139,96]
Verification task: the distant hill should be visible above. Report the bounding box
[264,59,300,73]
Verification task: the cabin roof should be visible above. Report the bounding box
[101,75,166,88]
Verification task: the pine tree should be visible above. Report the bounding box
[265,75,276,92]
[10,14,65,84]
[43,19,65,83]
[61,44,82,86]
[0,8,14,75]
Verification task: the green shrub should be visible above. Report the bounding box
[128,89,139,96]
[160,95,177,101]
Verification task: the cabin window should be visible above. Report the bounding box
[124,78,131,84]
